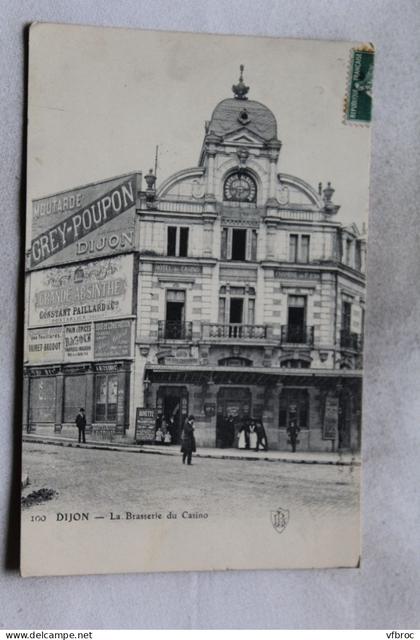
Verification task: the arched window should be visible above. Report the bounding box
[218,356,253,367]
[223,172,257,203]
[280,359,311,369]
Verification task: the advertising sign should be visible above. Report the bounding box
[29,173,141,269]
[26,326,63,364]
[135,408,157,443]
[28,254,134,328]
[94,320,132,358]
[323,395,339,440]
[64,324,93,361]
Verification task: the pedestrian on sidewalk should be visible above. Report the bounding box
[180,415,196,465]
[238,420,250,449]
[287,420,300,453]
[75,408,86,444]
[255,419,268,451]
[249,420,258,450]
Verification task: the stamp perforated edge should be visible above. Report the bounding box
[343,43,375,127]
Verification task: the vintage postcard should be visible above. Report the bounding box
[21,24,373,576]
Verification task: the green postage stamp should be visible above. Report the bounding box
[346,46,375,124]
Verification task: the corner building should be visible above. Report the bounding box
[134,75,366,452]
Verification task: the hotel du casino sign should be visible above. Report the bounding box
[28,172,142,270]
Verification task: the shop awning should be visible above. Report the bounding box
[144,363,363,387]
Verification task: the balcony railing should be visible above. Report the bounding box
[158,321,193,341]
[281,325,314,346]
[202,323,271,340]
[340,331,363,352]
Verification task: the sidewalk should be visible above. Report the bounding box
[23,433,360,466]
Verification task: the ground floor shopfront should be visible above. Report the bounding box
[143,365,362,453]
[23,361,132,439]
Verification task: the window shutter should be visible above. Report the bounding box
[221,228,228,259]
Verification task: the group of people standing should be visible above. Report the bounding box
[154,416,176,445]
[237,418,268,451]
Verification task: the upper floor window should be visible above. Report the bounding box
[289,234,310,263]
[345,238,352,265]
[223,172,257,203]
[355,240,362,271]
[221,227,257,262]
[218,286,256,326]
[167,226,189,257]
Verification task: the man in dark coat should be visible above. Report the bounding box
[75,408,87,443]
[180,415,196,465]
[255,419,268,451]
[287,419,300,452]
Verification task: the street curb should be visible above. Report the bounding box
[23,436,360,466]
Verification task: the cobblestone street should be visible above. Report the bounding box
[22,442,359,524]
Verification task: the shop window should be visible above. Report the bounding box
[289,234,310,263]
[278,389,309,429]
[63,375,86,423]
[95,374,118,422]
[221,228,257,262]
[29,377,56,422]
[167,226,189,257]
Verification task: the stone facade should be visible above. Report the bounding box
[132,82,365,453]
[22,79,365,452]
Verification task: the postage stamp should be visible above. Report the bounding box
[345,45,375,124]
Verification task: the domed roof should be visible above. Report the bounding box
[208,98,278,142]
[207,66,278,142]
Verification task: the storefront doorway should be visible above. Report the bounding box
[278,388,309,429]
[156,386,188,445]
[338,390,352,450]
[216,387,251,448]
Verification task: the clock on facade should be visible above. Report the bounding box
[223,172,257,203]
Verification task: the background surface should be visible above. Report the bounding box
[1,0,419,629]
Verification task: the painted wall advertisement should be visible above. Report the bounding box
[28,254,134,328]
[94,320,131,358]
[26,320,132,365]
[28,173,142,269]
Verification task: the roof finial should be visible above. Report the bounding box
[232,64,249,100]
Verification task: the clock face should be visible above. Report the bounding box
[223,173,257,203]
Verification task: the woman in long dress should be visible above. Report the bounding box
[238,429,246,449]
[249,421,258,450]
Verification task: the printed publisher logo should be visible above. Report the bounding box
[270,507,289,534]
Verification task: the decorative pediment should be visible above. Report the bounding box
[222,127,266,145]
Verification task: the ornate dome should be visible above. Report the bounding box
[208,98,278,142]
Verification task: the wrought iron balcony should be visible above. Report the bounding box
[201,323,272,340]
[340,330,363,352]
[281,325,314,346]
[158,320,193,341]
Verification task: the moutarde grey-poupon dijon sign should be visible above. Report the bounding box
[21,23,372,577]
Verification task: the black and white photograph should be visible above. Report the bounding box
[21,24,372,576]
